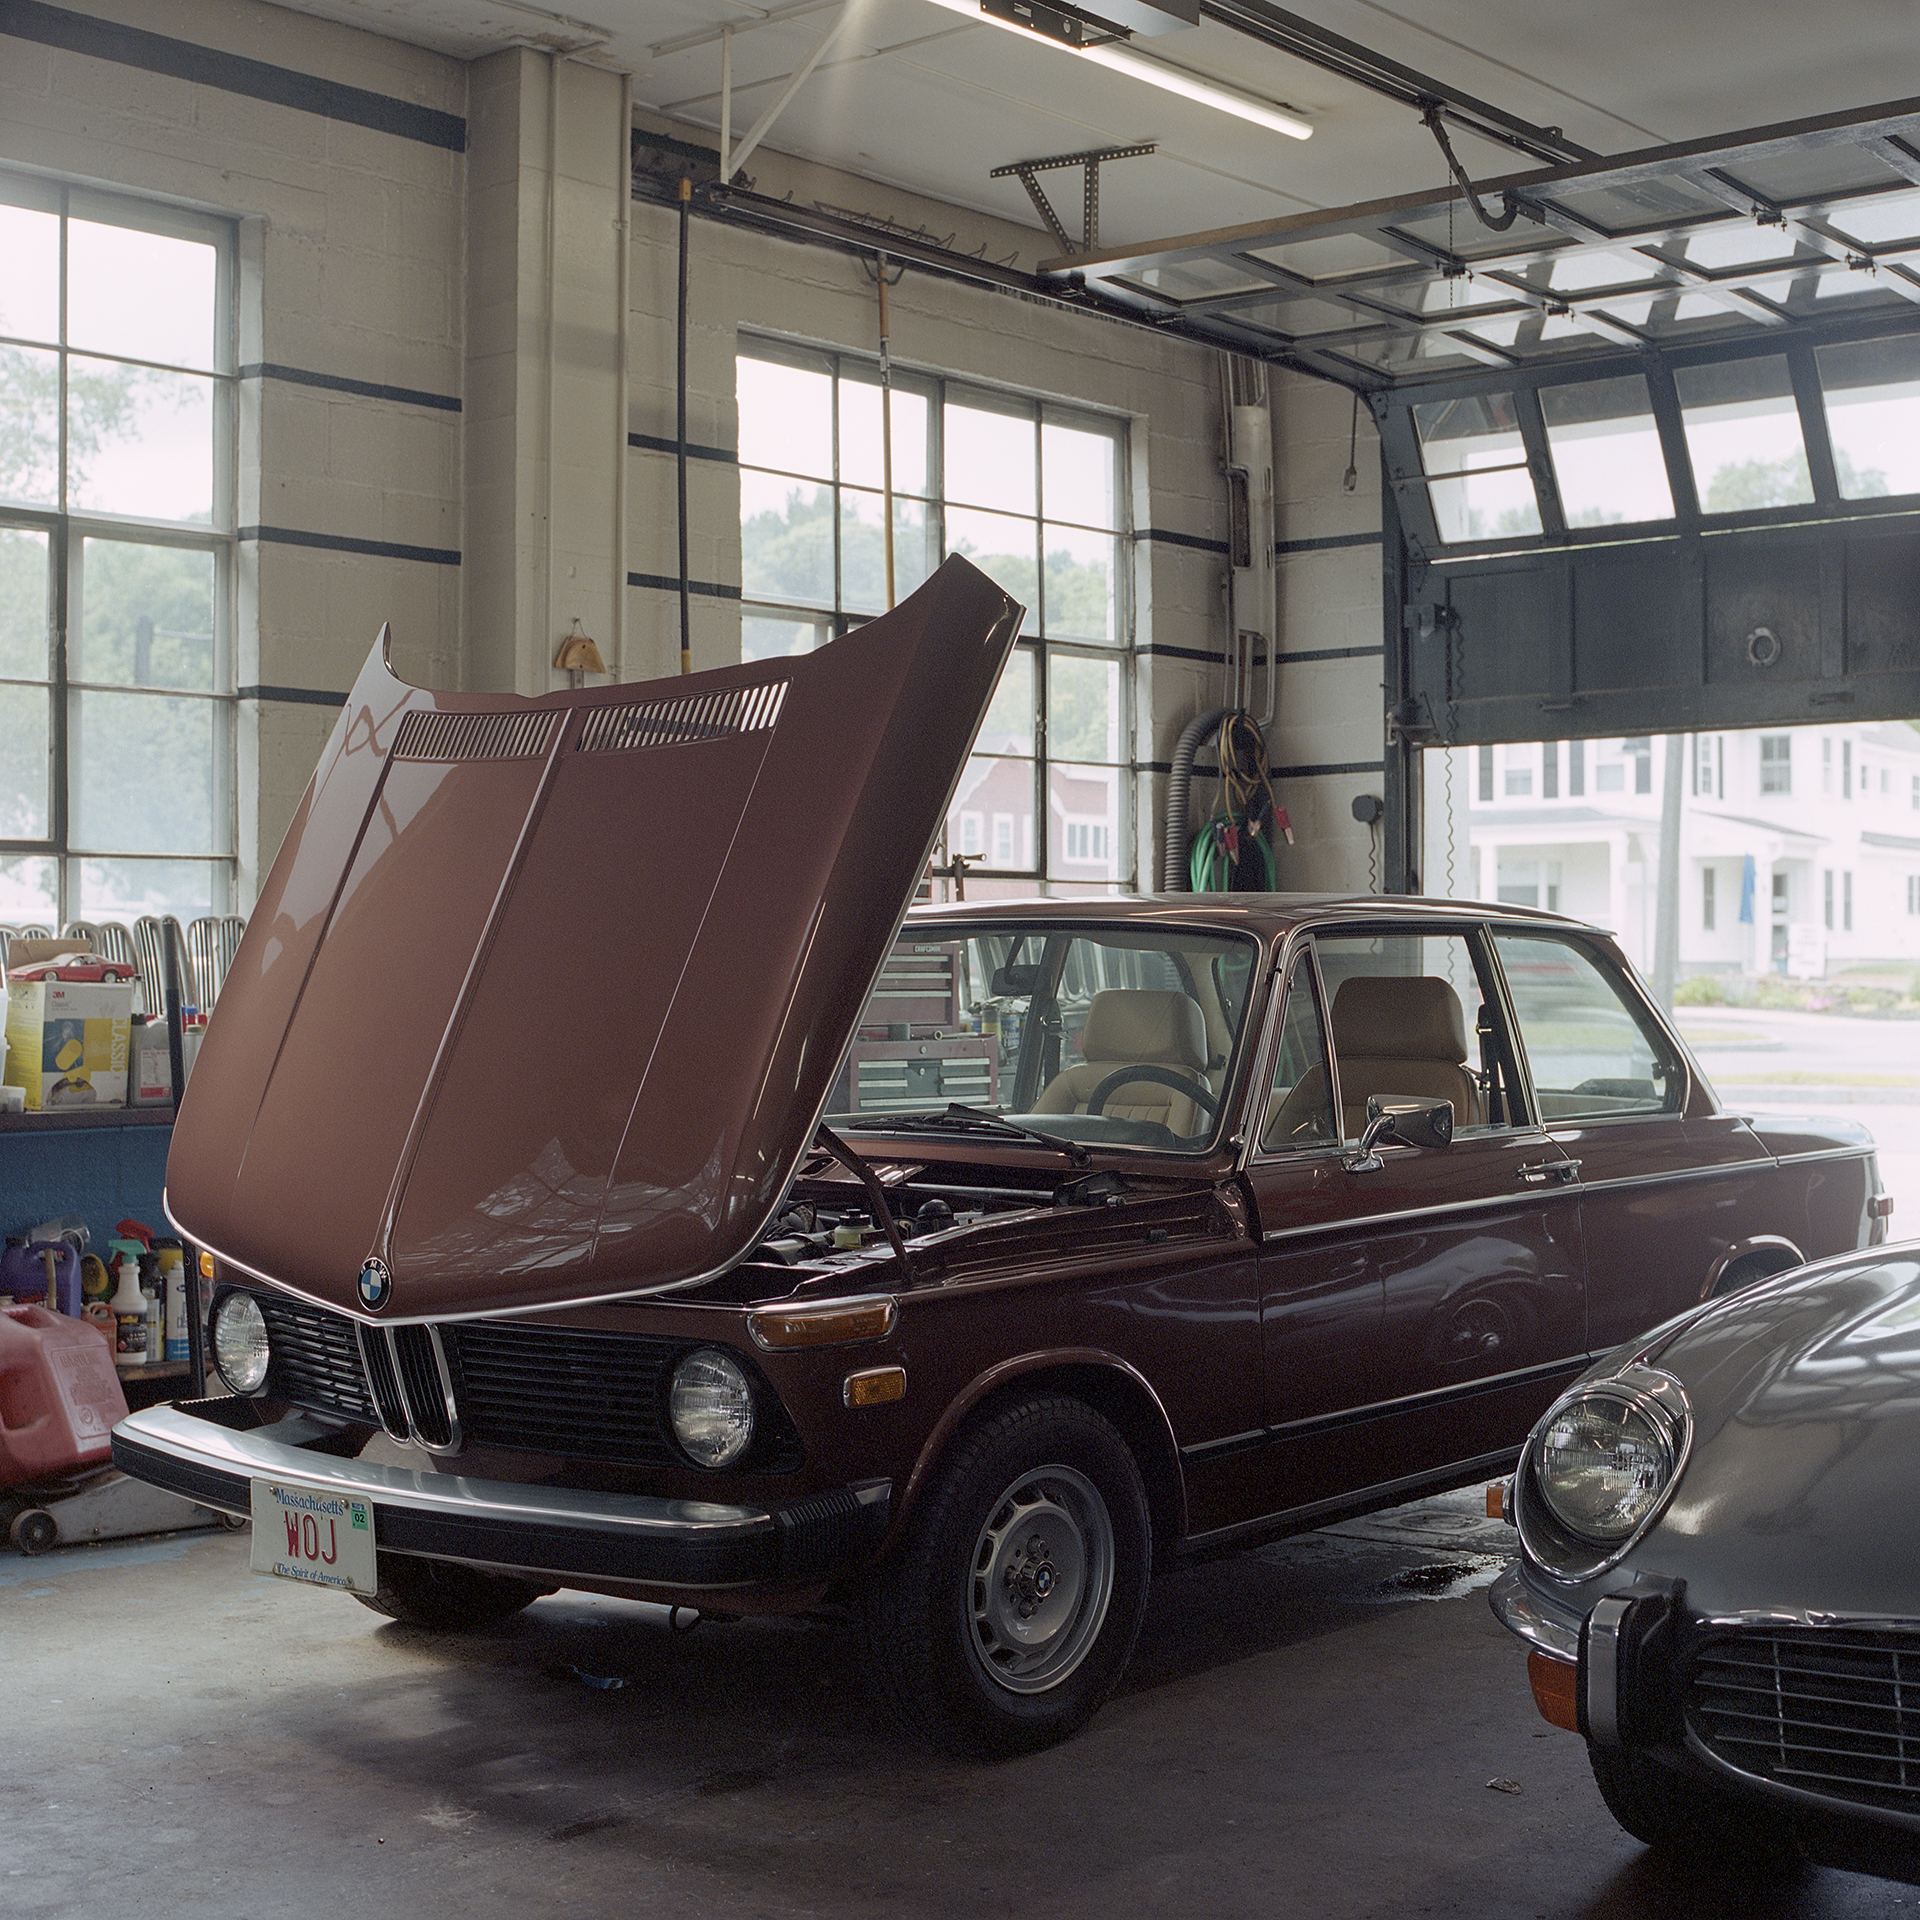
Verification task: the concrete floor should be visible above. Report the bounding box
[5,1491,1915,1920]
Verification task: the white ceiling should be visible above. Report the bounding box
[283,0,1920,252]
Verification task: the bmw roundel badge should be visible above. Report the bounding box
[357,1257,392,1311]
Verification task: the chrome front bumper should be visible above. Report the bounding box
[1488,1561,1582,1662]
[112,1400,888,1591]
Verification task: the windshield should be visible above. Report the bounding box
[823,920,1260,1153]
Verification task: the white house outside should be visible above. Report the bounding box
[1432,722,1920,982]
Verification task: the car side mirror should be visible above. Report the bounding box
[1344,1095,1454,1173]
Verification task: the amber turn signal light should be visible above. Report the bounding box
[1486,1479,1511,1522]
[843,1366,906,1409]
[1527,1649,1580,1733]
[198,1249,215,1281]
[748,1296,897,1350]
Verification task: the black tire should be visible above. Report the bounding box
[859,1395,1151,1758]
[353,1552,551,1630]
[1588,1743,1804,1872]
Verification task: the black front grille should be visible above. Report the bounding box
[255,1291,375,1423]
[394,1326,450,1446]
[244,1289,792,1471]
[1689,1625,1920,1816]
[443,1323,683,1466]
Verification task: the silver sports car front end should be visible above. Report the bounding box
[1492,1248,1920,1884]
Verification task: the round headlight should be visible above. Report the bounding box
[211,1290,271,1394]
[1534,1388,1679,1543]
[669,1348,755,1469]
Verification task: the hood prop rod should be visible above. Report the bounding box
[813,1124,914,1276]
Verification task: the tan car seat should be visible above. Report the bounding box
[1033,989,1211,1137]
[1327,974,1483,1137]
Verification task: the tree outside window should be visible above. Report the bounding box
[0,171,235,927]
[737,341,1130,895]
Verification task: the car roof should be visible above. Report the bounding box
[905,892,1606,940]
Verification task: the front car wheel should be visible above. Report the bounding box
[353,1551,553,1630]
[859,1395,1151,1757]
[1588,1743,1806,1872]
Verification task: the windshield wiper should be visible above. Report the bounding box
[843,1103,1090,1168]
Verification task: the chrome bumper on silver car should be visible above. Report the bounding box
[112,1400,889,1591]
[1488,1561,1582,1662]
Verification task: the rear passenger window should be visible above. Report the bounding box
[1493,933,1681,1120]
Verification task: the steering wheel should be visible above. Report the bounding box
[1085,1065,1219,1117]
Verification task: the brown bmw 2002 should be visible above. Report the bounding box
[115,557,1884,1754]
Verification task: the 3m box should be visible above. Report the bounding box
[4,978,133,1110]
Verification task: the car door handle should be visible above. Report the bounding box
[1519,1159,1581,1186]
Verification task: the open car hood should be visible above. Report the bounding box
[168,558,1020,1320]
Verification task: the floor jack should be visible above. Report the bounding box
[3,1466,228,1556]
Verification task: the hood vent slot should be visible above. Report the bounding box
[391,709,561,763]
[579,679,787,754]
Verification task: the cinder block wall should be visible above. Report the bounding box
[1272,372,1390,892]
[2,0,1389,905]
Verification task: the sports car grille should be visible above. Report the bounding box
[1689,1626,1920,1816]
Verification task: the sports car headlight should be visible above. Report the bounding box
[668,1348,756,1469]
[211,1290,271,1395]
[1533,1384,1682,1543]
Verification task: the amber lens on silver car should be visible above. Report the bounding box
[668,1348,756,1468]
[1534,1389,1678,1542]
[211,1291,271,1394]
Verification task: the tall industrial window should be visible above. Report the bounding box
[736,340,1130,895]
[0,172,236,927]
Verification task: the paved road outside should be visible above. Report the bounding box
[1678,1003,1920,1222]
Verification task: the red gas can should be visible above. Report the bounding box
[0,1305,129,1489]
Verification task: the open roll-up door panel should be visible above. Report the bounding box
[1405,513,1920,746]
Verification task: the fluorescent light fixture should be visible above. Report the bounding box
[1077,40,1312,138]
[925,0,1313,140]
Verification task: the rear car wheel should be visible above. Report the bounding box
[859,1395,1150,1757]
[353,1552,552,1629]
[1588,1743,1805,1871]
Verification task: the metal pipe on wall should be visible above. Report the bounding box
[544,51,560,687]
[614,71,634,681]
[877,252,896,609]
[677,173,692,674]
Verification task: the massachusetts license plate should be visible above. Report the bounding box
[250,1479,379,1596]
